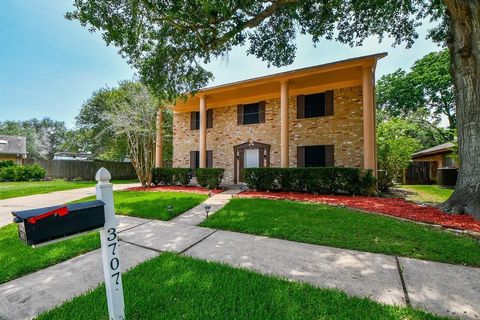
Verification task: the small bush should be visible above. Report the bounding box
[152,168,193,186]
[0,160,15,169]
[0,164,46,182]
[196,168,224,189]
[243,167,376,196]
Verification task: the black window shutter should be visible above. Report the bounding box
[325,145,334,166]
[190,151,196,169]
[207,150,213,168]
[190,112,197,130]
[237,104,244,125]
[297,95,305,119]
[297,146,305,167]
[258,101,266,123]
[325,90,334,116]
[207,109,213,128]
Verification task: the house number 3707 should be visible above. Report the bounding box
[107,227,121,286]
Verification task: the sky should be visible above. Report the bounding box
[0,0,441,128]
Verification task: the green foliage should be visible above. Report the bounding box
[0,118,67,159]
[0,164,46,182]
[196,168,224,189]
[151,168,193,186]
[67,1,445,100]
[377,119,422,192]
[0,160,15,169]
[243,168,375,196]
[377,49,455,130]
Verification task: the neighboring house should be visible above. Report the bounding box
[409,142,457,184]
[159,53,387,183]
[0,135,27,164]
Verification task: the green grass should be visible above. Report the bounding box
[76,191,208,220]
[0,179,138,200]
[201,198,480,266]
[0,224,100,284]
[0,191,205,283]
[37,253,446,320]
[399,185,454,204]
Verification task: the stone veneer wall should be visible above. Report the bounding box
[173,85,364,182]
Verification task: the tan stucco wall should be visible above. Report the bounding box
[173,86,364,182]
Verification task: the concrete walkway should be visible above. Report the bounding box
[0,183,139,228]
[0,187,479,320]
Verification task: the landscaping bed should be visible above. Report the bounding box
[238,191,480,233]
[37,253,444,320]
[126,185,223,195]
[201,198,480,266]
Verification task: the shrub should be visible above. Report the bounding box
[151,168,193,186]
[0,160,15,169]
[196,168,224,189]
[0,164,46,182]
[243,167,376,196]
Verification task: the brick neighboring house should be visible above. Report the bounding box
[410,142,457,183]
[157,53,387,183]
[0,135,27,164]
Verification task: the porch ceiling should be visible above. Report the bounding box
[170,52,387,112]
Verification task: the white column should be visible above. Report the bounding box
[280,80,289,167]
[199,96,207,168]
[95,168,125,320]
[362,66,376,174]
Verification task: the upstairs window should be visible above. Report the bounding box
[297,145,334,167]
[297,90,334,119]
[237,101,266,125]
[190,110,213,130]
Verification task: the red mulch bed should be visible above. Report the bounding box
[238,191,480,233]
[125,185,223,195]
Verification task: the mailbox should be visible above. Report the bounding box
[12,200,106,246]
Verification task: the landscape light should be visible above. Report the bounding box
[204,205,211,218]
[167,205,173,216]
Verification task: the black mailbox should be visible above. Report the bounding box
[12,200,106,246]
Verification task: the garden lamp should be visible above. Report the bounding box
[167,205,173,216]
[204,205,211,218]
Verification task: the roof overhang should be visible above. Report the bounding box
[171,52,387,112]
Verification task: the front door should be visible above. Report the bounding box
[244,148,260,168]
[234,142,271,183]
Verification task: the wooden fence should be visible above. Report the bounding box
[24,159,137,180]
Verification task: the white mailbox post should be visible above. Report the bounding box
[95,168,126,320]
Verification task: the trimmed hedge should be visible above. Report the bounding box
[243,167,376,195]
[0,160,15,169]
[0,164,46,182]
[196,168,224,189]
[152,168,193,186]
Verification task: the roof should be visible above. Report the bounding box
[172,52,387,112]
[0,135,27,155]
[412,142,455,158]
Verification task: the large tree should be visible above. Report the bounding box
[377,49,456,130]
[67,0,480,218]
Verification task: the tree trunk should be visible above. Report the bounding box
[441,0,480,219]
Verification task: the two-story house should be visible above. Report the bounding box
[155,53,386,183]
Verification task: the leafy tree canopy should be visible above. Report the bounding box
[67,0,445,101]
[377,49,455,130]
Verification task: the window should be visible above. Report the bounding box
[297,145,334,167]
[237,101,265,125]
[305,93,326,118]
[190,110,213,130]
[190,150,213,169]
[297,90,334,119]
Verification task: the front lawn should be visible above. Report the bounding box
[201,198,480,266]
[0,179,138,200]
[0,224,99,284]
[76,190,208,220]
[37,253,444,320]
[399,185,454,204]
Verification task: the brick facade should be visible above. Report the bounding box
[173,86,364,183]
